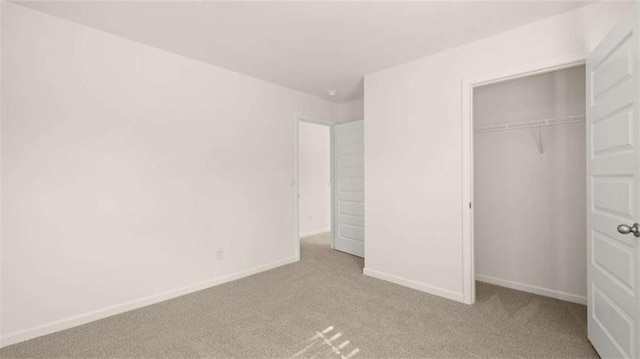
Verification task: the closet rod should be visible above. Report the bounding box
[474,115,585,134]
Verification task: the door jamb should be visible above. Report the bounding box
[461,53,587,305]
[294,117,335,261]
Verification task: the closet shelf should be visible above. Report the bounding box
[474,115,585,134]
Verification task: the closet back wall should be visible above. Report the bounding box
[473,66,587,302]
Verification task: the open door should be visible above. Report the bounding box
[586,6,640,358]
[333,120,364,258]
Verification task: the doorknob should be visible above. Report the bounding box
[617,223,640,237]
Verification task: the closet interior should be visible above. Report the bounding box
[473,65,587,303]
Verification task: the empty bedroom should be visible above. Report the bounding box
[0,1,638,358]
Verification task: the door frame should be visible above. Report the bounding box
[460,53,588,305]
[294,117,335,260]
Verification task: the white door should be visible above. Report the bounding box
[333,120,364,257]
[587,6,640,358]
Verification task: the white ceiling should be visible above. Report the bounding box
[15,1,596,102]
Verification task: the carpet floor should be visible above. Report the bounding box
[0,233,596,358]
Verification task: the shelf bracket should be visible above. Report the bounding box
[534,126,544,154]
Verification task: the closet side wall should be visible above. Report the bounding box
[473,66,587,302]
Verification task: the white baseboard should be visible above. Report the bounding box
[0,256,299,348]
[363,268,464,303]
[299,228,331,238]
[475,274,587,305]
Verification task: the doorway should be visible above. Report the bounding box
[297,119,333,244]
[460,55,588,305]
[462,10,640,355]
[295,118,365,260]
[471,65,588,304]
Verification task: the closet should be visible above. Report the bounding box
[473,65,587,304]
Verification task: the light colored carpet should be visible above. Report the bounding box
[0,233,596,358]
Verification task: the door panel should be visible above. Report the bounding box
[587,6,640,358]
[334,120,364,257]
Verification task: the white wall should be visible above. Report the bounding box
[0,1,4,340]
[363,1,631,302]
[338,98,364,123]
[474,66,587,302]
[298,121,331,237]
[474,66,586,128]
[0,3,338,344]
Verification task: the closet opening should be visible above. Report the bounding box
[470,64,588,305]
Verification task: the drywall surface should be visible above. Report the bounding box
[363,1,630,301]
[0,1,4,341]
[474,66,586,128]
[0,3,337,343]
[298,122,331,237]
[338,98,364,123]
[474,67,587,301]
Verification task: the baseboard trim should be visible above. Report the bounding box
[363,268,464,303]
[0,256,299,348]
[475,274,587,305]
[299,228,331,238]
